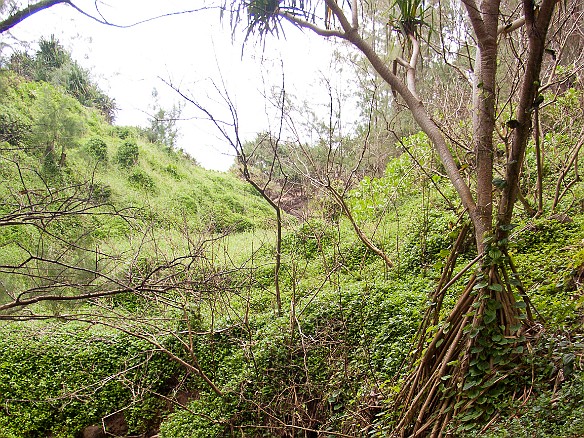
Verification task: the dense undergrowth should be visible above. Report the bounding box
[1,47,583,438]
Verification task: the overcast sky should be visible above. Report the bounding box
[3,0,352,171]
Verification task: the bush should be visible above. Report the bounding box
[89,182,112,203]
[0,106,31,146]
[116,139,139,167]
[0,324,181,437]
[164,164,183,180]
[159,397,228,438]
[128,169,156,192]
[86,136,108,162]
[281,219,336,259]
[113,126,133,139]
[399,209,460,272]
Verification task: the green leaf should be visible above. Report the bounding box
[488,283,503,292]
[498,223,518,231]
[510,324,522,333]
[492,333,503,342]
[477,360,491,372]
[492,178,507,189]
[483,310,497,324]
[474,281,488,290]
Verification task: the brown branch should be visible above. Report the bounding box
[327,184,394,268]
[0,0,70,34]
[498,0,559,230]
[298,2,479,239]
[282,12,345,38]
[552,126,584,211]
[498,16,526,35]
[0,0,222,34]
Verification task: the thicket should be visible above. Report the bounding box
[0,324,182,438]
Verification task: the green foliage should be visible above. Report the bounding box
[464,334,584,438]
[116,139,139,167]
[349,132,436,222]
[0,104,31,145]
[35,35,69,76]
[89,182,112,203]
[5,35,116,122]
[128,168,156,192]
[246,0,282,36]
[391,0,429,37]
[339,239,377,271]
[143,91,183,151]
[7,50,35,79]
[512,217,584,329]
[113,125,134,139]
[159,396,232,438]
[281,219,336,259]
[514,217,578,253]
[400,208,460,272]
[1,30,583,438]
[85,136,108,162]
[30,83,85,171]
[164,163,183,180]
[0,324,181,438]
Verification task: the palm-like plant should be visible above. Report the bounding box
[36,35,69,71]
[391,0,428,37]
[225,0,318,38]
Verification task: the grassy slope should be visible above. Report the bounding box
[0,70,273,234]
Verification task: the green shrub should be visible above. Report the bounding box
[89,182,112,203]
[282,219,336,259]
[513,217,578,253]
[128,169,156,192]
[0,106,31,146]
[86,136,108,162]
[339,239,377,270]
[113,126,133,139]
[164,164,183,180]
[0,324,181,438]
[117,139,139,167]
[159,397,227,438]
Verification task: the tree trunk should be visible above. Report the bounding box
[471,0,500,251]
[498,0,558,233]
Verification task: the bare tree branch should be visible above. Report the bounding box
[0,0,70,34]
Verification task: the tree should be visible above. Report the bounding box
[164,78,290,317]
[143,89,183,151]
[31,83,85,169]
[10,35,119,122]
[225,0,567,434]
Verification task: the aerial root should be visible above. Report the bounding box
[389,241,533,437]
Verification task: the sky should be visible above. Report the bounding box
[3,0,352,171]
